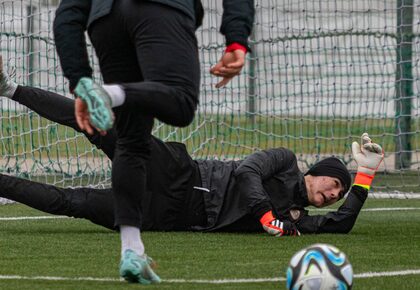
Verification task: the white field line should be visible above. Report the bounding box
[1,207,420,221]
[312,207,420,212]
[369,193,420,199]
[0,216,68,221]
[0,269,419,284]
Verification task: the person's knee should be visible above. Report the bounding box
[176,109,195,127]
[174,94,197,127]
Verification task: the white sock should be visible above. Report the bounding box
[120,225,145,256]
[103,84,126,107]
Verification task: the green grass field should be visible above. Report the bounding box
[0,199,419,290]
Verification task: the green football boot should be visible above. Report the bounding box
[74,77,114,131]
[119,249,162,285]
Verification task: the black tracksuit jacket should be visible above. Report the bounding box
[148,137,368,234]
[0,86,367,234]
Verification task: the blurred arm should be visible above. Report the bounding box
[211,0,255,87]
[296,186,368,234]
[220,0,255,50]
[53,0,93,92]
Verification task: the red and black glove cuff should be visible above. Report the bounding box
[259,210,276,225]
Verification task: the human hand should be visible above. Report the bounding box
[352,133,384,188]
[260,211,300,237]
[74,97,96,135]
[210,49,246,88]
[352,133,384,175]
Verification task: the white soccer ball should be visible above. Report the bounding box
[286,243,353,290]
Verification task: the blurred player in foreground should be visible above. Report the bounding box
[53,0,254,283]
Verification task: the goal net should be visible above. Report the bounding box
[0,0,419,205]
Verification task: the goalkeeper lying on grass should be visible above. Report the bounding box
[0,58,384,236]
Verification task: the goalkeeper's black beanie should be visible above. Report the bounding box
[305,157,352,197]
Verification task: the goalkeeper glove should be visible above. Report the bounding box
[352,133,384,190]
[0,55,18,98]
[260,211,300,237]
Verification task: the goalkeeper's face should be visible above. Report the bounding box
[305,175,344,207]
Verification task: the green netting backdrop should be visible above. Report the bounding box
[0,0,419,199]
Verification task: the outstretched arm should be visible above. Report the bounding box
[296,186,368,234]
[1,55,77,127]
[0,56,116,159]
[53,0,92,92]
[12,85,116,160]
[297,133,384,234]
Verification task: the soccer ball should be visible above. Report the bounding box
[286,243,353,290]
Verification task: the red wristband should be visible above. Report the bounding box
[225,43,247,53]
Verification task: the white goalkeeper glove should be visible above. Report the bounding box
[351,133,384,189]
[0,55,18,98]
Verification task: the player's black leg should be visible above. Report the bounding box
[88,1,200,229]
[0,173,115,230]
[12,85,116,160]
[85,1,199,283]
[90,1,200,128]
